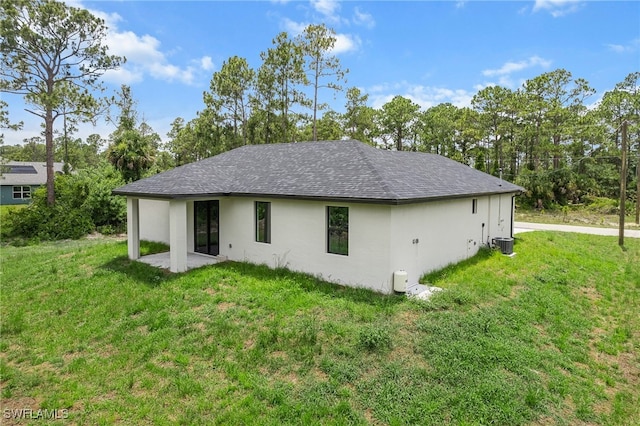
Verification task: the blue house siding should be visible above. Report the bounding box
[0,160,63,205]
[1,185,36,206]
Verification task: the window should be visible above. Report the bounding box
[472,198,478,214]
[327,206,348,255]
[12,186,31,200]
[255,201,271,243]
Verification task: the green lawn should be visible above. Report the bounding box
[1,233,639,425]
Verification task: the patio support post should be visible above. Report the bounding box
[169,199,188,272]
[127,197,140,260]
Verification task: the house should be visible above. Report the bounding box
[113,140,523,294]
[0,160,65,205]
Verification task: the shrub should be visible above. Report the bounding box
[5,162,126,241]
[583,196,618,214]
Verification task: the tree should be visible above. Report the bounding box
[456,107,482,167]
[258,32,308,143]
[107,129,154,182]
[20,136,46,161]
[1,0,123,205]
[471,86,513,170]
[597,72,640,210]
[205,56,255,148]
[297,24,348,141]
[166,108,228,166]
[380,96,421,151]
[418,103,461,158]
[106,86,155,182]
[342,87,377,145]
[1,100,23,146]
[522,69,594,170]
[298,110,343,141]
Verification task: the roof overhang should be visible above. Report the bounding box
[112,189,524,205]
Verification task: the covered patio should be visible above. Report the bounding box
[137,251,226,271]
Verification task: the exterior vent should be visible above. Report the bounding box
[393,270,408,293]
[493,237,514,255]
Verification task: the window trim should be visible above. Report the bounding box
[12,186,31,200]
[327,206,349,256]
[472,198,478,214]
[255,201,271,244]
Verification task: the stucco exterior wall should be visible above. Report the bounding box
[486,193,514,241]
[139,199,170,244]
[218,197,393,293]
[388,194,515,287]
[135,193,516,293]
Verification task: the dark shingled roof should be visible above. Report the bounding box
[112,140,523,204]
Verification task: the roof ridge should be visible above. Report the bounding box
[353,142,398,200]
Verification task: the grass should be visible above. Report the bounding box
[516,203,640,230]
[1,233,639,425]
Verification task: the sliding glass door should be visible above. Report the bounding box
[194,200,219,256]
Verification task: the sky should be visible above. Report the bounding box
[2,0,639,147]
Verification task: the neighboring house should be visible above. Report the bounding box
[113,140,523,294]
[0,160,65,206]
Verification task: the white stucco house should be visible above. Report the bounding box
[113,140,523,294]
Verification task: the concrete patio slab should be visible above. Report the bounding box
[138,252,227,271]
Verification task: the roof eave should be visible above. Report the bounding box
[111,188,524,205]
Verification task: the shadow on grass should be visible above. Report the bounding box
[101,240,403,305]
[101,255,404,306]
[421,246,500,283]
[210,261,406,307]
[100,240,176,288]
[101,256,177,288]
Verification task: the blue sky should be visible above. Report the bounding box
[2,0,639,146]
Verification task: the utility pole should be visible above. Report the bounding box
[636,145,639,225]
[619,120,627,247]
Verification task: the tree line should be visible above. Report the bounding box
[1,0,638,214]
[167,62,639,208]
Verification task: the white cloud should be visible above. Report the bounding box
[72,1,212,86]
[311,0,341,21]
[607,44,626,53]
[281,19,360,55]
[148,62,195,84]
[85,7,123,32]
[200,56,215,72]
[606,38,640,53]
[353,7,375,28]
[333,33,360,54]
[107,31,164,65]
[532,0,582,17]
[102,67,143,85]
[282,18,308,36]
[368,81,474,110]
[482,56,552,77]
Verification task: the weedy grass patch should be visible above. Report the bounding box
[0,232,638,425]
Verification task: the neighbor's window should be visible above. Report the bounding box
[472,198,478,214]
[12,186,31,199]
[255,201,271,243]
[327,206,349,255]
